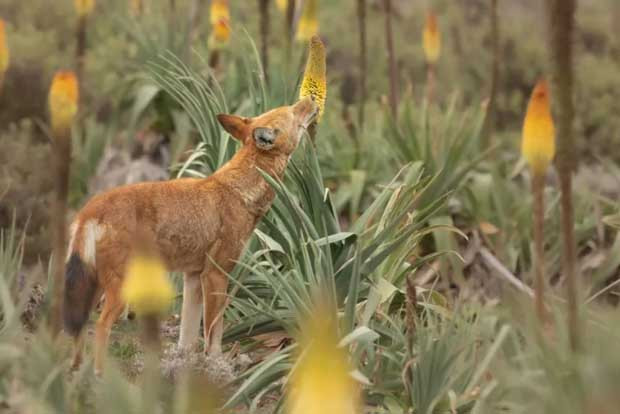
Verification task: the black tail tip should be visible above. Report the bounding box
[63,253,97,337]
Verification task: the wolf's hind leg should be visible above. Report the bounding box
[178,272,203,349]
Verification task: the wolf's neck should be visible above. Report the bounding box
[213,146,288,216]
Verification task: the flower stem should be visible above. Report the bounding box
[259,0,271,85]
[383,0,398,120]
[531,172,546,324]
[357,0,367,129]
[49,129,72,337]
[546,0,579,351]
[75,15,87,86]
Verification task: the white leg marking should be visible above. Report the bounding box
[66,221,79,262]
[178,274,203,349]
[209,317,224,355]
[83,219,105,267]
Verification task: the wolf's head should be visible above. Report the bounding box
[217,96,319,156]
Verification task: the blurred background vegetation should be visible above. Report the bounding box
[1,0,620,413]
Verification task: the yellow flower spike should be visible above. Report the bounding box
[121,253,174,316]
[209,0,231,48]
[286,310,360,414]
[0,20,9,83]
[522,80,556,176]
[296,0,318,42]
[48,71,79,136]
[299,35,327,120]
[423,11,441,64]
[74,0,95,18]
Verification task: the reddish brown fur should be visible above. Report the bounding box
[65,98,318,374]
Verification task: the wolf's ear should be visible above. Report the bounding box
[217,114,251,143]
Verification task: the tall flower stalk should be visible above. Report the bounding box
[284,0,296,66]
[259,0,271,84]
[545,0,579,351]
[0,19,9,94]
[384,0,398,119]
[48,71,79,336]
[357,0,367,129]
[423,11,441,105]
[74,0,94,84]
[481,0,500,147]
[521,79,555,324]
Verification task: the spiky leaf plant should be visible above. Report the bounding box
[384,95,489,210]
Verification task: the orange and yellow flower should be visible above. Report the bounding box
[121,253,174,316]
[129,0,143,17]
[0,19,9,86]
[423,12,441,64]
[522,80,556,175]
[296,0,318,42]
[286,308,359,414]
[74,0,95,18]
[209,0,231,47]
[48,71,79,135]
[299,35,327,120]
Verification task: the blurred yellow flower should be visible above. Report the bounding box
[296,0,318,42]
[209,0,231,48]
[276,0,288,12]
[423,12,441,64]
[299,35,327,120]
[48,71,79,135]
[522,80,556,176]
[0,19,9,78]
[129,0,143,16]
[286,310,359,414]
[121,253,174,316]
[74,0,95,17]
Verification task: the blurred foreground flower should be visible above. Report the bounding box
[74,0,95,17]
[276,0,289,12]
[286,310,359,414]
[209,0,231,48]
[299,35,327,120]
[130,0,143,17]
[297,0,318,42]
[423,11,441,64]
[121,253,174,316]
[522,80,555,175]
[48,71,79,136]
[0,19,8,90]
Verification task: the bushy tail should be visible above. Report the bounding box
[63,253,98,337]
